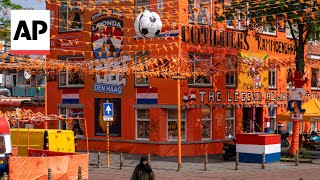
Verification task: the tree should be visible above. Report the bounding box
[0,0,22,40]
[216,0,320,156]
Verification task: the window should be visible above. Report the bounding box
[226,107,235,137]
[167,109,186,140]
[226,9,246,30]
[59,56,84,87]
[135,0,150,15]
[157,0,163,15]
[311,122,317,132]
[268,106,276,133]
[286,122,293,133]
[287,68,294,89]
[226,56,237,87]
[268,68,276,89]
[311,68,320,90]
[258,23,276,35]
[202,108,212,139]
[50,10,54,29]
[136,109,150,139]
[59,0,84,32]
[17,71,45,87]
[310,31,320,42]
[59,107,84,136]
[286,23,299,39]
[188,0,212,25]
[188,53,212,86]
[135,51,150,86]
[59,71,84,87]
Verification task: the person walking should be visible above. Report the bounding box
[131,156,155,180]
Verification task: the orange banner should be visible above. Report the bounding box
[9,154,88,180]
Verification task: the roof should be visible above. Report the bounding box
[308,43,320,56]
[0,117,10,134]
[277,98,320,121]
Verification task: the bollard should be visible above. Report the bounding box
[295,150,299,166]
[235,152,239,170]
[148,153,151,166]
[3,172,8,180]
[120,153,123,170]
[78,166,82,180]
[97,152,101,168]
[204,153,208,171]
[261,153,266,169]
[48,168,52,180]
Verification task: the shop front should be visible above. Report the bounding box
[44,0,320,156]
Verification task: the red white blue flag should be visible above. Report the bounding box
[62,89,79,104]
[136,87,158,104]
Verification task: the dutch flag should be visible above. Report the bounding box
[62,90,79,104]
[136,87,158,104]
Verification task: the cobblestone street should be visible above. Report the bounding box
[88,152,320,180]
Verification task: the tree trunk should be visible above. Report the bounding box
[290,23,305,156]
[295,45,305,74]
[295,23,305,74]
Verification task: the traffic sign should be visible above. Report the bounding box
[103,103,113,117]
[290,112,303,121]
[103,116,114,122]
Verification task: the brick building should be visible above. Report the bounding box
[45,0,320,156]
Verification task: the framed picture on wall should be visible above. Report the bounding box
[94,98,122,137]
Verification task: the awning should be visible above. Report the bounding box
[0,98,31,107]
[277,98,320,122]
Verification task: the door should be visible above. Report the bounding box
[242,108,253,133]
[254,107,263,132]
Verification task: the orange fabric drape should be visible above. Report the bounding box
[9,154,88,180]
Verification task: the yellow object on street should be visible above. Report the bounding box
[10,129,76,156]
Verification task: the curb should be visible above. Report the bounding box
[280,158,312,163]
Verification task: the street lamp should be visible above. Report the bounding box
[171,74,186,171]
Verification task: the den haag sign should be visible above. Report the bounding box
[11,10,50,55]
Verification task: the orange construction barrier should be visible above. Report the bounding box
[9,154,88,180]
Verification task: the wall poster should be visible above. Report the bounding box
[95,98,121,137]
[91,9,124,59]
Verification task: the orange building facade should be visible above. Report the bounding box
[46,0,320,156]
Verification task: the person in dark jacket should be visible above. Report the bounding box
[131,156,155,180]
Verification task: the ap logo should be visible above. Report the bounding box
[11,10,50,55]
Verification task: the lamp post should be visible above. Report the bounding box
[106,121,110,167]
[171,74,185,171]
[172,21,185,171]
[177,78,181,170]
[44,55,48,129]
[103,101,113,168]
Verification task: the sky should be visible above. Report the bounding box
[11,0,45,10]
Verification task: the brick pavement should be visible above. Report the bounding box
[88,152,320,180]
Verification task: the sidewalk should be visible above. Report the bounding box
[88,152,320,180]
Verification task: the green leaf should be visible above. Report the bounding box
[0,0,23,39]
